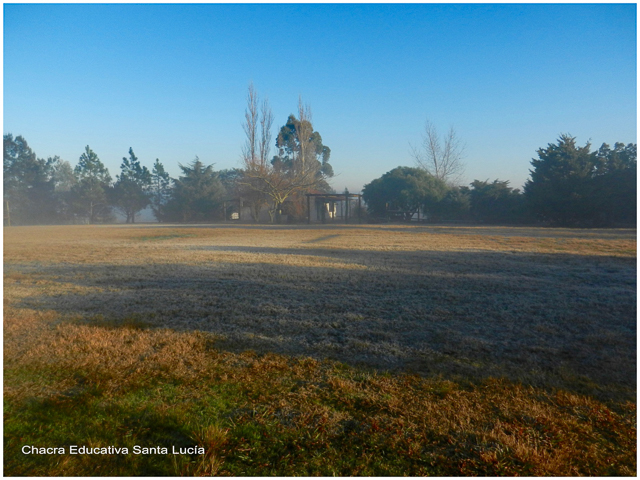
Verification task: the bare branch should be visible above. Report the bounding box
[241,90,330,222]
[259,97,273,168]
[242,82,258,165]
[411,119,465,185]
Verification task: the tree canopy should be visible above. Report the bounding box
[274,112,333,179]
[112,148,152,223]
[362,166,449,220]
[70,146,113,224]
[157,158,226,222]
[75,146,112,184]
[524,135,636,226]
[3,134,57,225]
[466,179,525,224]
[150,158,172,219]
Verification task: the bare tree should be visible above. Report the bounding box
[258,96,273,167]
[242,82,258,165]
[411,120,465,185]
[238,85,265,221]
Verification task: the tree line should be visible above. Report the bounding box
[364,134,636,227]
[3,87,334,226]
[3,135,228,225]
[3,89,635,227]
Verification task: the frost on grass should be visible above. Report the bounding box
[5,224,636,402]
[3,225,636,476]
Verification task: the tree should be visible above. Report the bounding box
[48,156,77,223]
[160,158,226,222]
[112,148,152,223]
[241,88,333,222]
[411,120,465,185]
[362,166,449,221]
[591,142,636,225]
[242,82,260,169]
[224,168,269,222]
[524,135,595,225]
[150,159,172,221]
[49,156,77,193]
[274,99,333,178]
[467,179,524,224]
[71,146,113,224]
[238,84,274,221]
[75,145,111,183]
[524,134,636,226]
[217,168,245,202]
[3,133,57,225]
[433,187,471,222]
[218,167,254,220]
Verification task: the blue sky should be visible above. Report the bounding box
[4,3,637,192]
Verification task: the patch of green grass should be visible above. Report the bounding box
[4,345,636,476]
[4,365,240,476]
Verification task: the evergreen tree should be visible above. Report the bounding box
[160,158,226,222]
[590,143,636,225]
[150,159,172,221]
[75,145,111,183]
[71,146,113,224]
[48,156,77,223]
[525,135,636,226]
[468,179,525,224]
[525,135,594,225]
[362,166,449,221]
[433,187,471,222]
[112,148,152,223]
[3,134,56,225]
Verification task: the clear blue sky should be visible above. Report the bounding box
[4,3,637,192]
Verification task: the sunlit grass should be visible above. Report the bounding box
[4,224,636,475]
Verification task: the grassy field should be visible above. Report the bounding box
[4,224,636,475]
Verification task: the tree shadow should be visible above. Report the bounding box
[303,234,342,243]
[123,222,637,240]
[15,247,636,401]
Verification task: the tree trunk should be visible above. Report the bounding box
[5,200,10,227]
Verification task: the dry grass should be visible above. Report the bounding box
[3,224,636,475]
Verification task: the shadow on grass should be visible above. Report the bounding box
[15,247,636,402]
[117,222,638,240]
